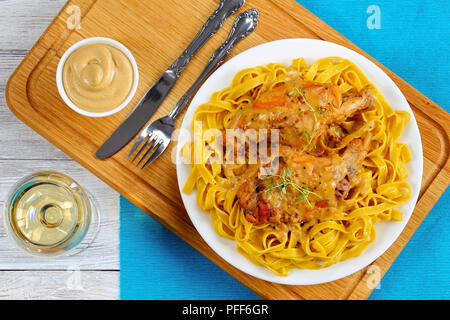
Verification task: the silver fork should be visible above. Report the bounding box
[127,9,259,169]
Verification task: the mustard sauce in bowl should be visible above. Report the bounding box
[62,43,133,113]
[56,37,139,117]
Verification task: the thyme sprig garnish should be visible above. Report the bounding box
[259,168,320,207]
[288,84,322,148]
[289,85,319,124]
[301,130,311,145]
[289,85,305,96]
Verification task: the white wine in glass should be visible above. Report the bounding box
[2,171,100,257]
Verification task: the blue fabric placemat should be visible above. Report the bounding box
[120,0,450,300]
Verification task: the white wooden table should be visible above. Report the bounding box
[0,0,119,299]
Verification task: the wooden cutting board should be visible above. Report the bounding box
[6,0,450,300]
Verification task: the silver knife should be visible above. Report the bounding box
[95,0,245,159]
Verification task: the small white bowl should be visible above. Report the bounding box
[56,37,139,118]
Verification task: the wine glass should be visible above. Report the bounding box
[2,171,100,258]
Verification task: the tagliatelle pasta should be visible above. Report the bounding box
[182,57,412,276]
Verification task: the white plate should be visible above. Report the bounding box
[175,39,423,285]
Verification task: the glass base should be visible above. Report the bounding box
[51,189,101,258]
